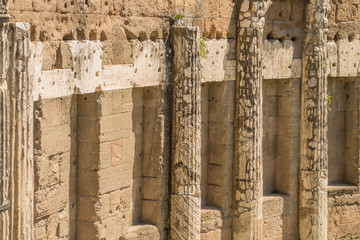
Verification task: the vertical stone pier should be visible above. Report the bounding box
[170,25,201,240]
[299,1,330,239]
[0,32,9,240]
[233,0,271,239]
[0,2,33,237]
[7,23,33,240]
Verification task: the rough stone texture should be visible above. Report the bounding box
[233,0,271,239]
[1,1,360,240]
[262,78,300,239]
[328,188,360,239]
[207,81,234,240]
[299,1,330,239]
[328,78,360,185]
[170,25,201,240]
[142,86,171,240]
[5,23,34,240]
[33,96,76,240]
[122,225,161,240]
[76,89,144,240]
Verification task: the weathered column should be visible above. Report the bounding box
[299,1,330,240]
[170,24,201,240]
[0,21,33,240]
[5,23,33,240]
[0,34,9,240]
[0,3,10,239]
[233,0,271,239]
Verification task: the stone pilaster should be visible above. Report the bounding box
[0,21,9,240]
[233,0,271,239]
[170,25,201,240]
[4,23,33,240]
[299,1,330,239]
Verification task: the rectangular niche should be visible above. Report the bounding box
[328,78,359,186]
[262,78,300,195]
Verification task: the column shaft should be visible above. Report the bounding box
[233,1,270,239]
[6,23,33,240]
[299,1,330,239]
[170,25,201,240]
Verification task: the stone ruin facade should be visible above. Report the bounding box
[0,0,360,239]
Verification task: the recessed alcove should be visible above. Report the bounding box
[328,78,359,186]
[262,78,301,239]
[262,78,300,195]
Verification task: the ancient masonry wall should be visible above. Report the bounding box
[0,0,359,239]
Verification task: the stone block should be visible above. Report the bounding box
[77,116,100,143]
[142,200,168,229]
[208,123,234,145]
[201,208,222,233]
[41,124,71,154]
[123,224,160,240]
[219,0,235,18]
[207,143,233,166]
[208,165,224,186]
[35,184,68,219]
[142,177,166,201]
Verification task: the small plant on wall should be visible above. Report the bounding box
[200,36,207,80]
[327,94,331,111]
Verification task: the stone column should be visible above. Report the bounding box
[170,25,201,240]
[0,16,9,240]
[299,1,330,239]
[233,0,271,239]
[4,23,33,240]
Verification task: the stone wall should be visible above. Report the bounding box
[1,0,360,239]
[33,96,77,239]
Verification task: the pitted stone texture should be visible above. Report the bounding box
[2,22,34,240]
[171,25,201,240]
[299,1,330,239]
[121,225,160,240]
[234,0,271,239]
[0,85,9,240]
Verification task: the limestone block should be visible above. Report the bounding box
[77,116,100,143]
[276,116,300,137]
[77,163,131,196]
[41,98,62,128]
[337,39,360,77]
[200,229,222,240]
[201,39,229,82]
[142,200,168,230]
[327,41,338,77]
[337,3,356,22]
[208,165,224,186]
[76,221,99,240]
[41,41,59,70]
[263,117,277,137]
[291,59,302,78]
[76,194,111,221]
[142,154,165,178]
[291,1,304,21]
[208,123,233,145]
[55,41,73,69]
[263,216,283,240]
[142,178,166,201]
[41,124,71,154]
[263,40,294,79]
[219,0,235,18]
[34,184,68,219]
[267,0,291,21]
[262,195,290,219]
[122,225,160,240]
[201,208,222,233]
[209,143,234,168]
